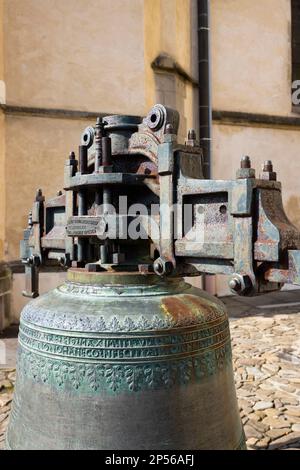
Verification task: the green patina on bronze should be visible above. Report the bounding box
[7,274,245,450]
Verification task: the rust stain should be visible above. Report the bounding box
[161,294,226,325]
[161,296,193,323]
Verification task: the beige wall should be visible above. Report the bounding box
[2,0,199,260]
[211,0,293,117]
[0,0,4,259]
[4,0,146,115]
[3,0,299,306]
[144,0,198,141]
[211,0,300,296]
[212,122,300,295]
[1,0,199,321]
[4,114,91,259]
[212,123,300,231]
[2,0,146,259]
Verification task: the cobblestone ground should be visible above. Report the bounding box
[231,313,300,450]
[1,312,300,450]
[0,368,15,450]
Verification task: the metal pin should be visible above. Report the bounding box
[165,123,174,134]
[79,145,88,175]
[240,156,251,169]
[188,129,196,140]
[263,160,273,172]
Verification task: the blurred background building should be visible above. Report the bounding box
[0,0,300,325]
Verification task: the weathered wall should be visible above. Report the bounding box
[210,0,300,296]
[212,123,300,230]
[4,0,146,115]
[2,0,146,260]
[4,114,90,259]
[1,0,199,321]
[0,0,5,260]
[211,0,292,116]
[144,0,198,141]
[4,0,299,305]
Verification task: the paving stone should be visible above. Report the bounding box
[266,428,291,440]
[0,413,8,424]
[253,401,274,411]
[268,432,300,450]
[284,415,300,425]
[285,407,300,417]
[274,394,299,406]
[262,417,290,429]
[255,437,271,449]
[250,411,266,422]
[264,408,282,417]
[261,364,280,375]
[278,385,297,394]
[246,437,258,447]
[247,419,269,434]
[244,424,263,440]
[273,399,284,409]
[0,380,12,390]
[0,394,12,408]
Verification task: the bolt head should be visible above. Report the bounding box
[229,278,241,292]
[165,123,174,134]
[240,156,251,169]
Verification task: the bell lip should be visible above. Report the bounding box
[67,268,183,286]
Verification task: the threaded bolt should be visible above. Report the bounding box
[241,156,251,169]
[165,123,174,134]
[229,278,241,292]
[188,129,196,140]
[263,160,273,172]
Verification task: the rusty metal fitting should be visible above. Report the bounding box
[35,188,45,202]
[81,126,95,148]
[188,129,196,140]
[112,253,126,264]
[145,105,164,131]
[153,257,174,276]
[240,156,251,169]
[27,211,33,228]
[86,263,102,272]
[26,255,41,267]
[185,129,199,147]
[165,123,174,134]
[260,160,277,181]
[228,274,254,296]
[138,264,154,275]
[236,156,255,179]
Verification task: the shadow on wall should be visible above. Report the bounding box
[285,195,300,230]
[154,70,187,142]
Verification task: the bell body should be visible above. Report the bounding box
[6,270,245,450]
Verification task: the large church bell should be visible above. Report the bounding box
[6,104,300,449]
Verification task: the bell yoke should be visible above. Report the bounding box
[6,104,300,450]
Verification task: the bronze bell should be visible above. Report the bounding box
[6,270,245,450]
[7,105,300,449]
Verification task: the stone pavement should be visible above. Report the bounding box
[224,289,300,450]
[0,368,15,449]
[1,290,300,450]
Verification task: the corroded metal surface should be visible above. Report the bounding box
[19,104,300,297]
[6,273,245,450]
[12,103,300,450]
